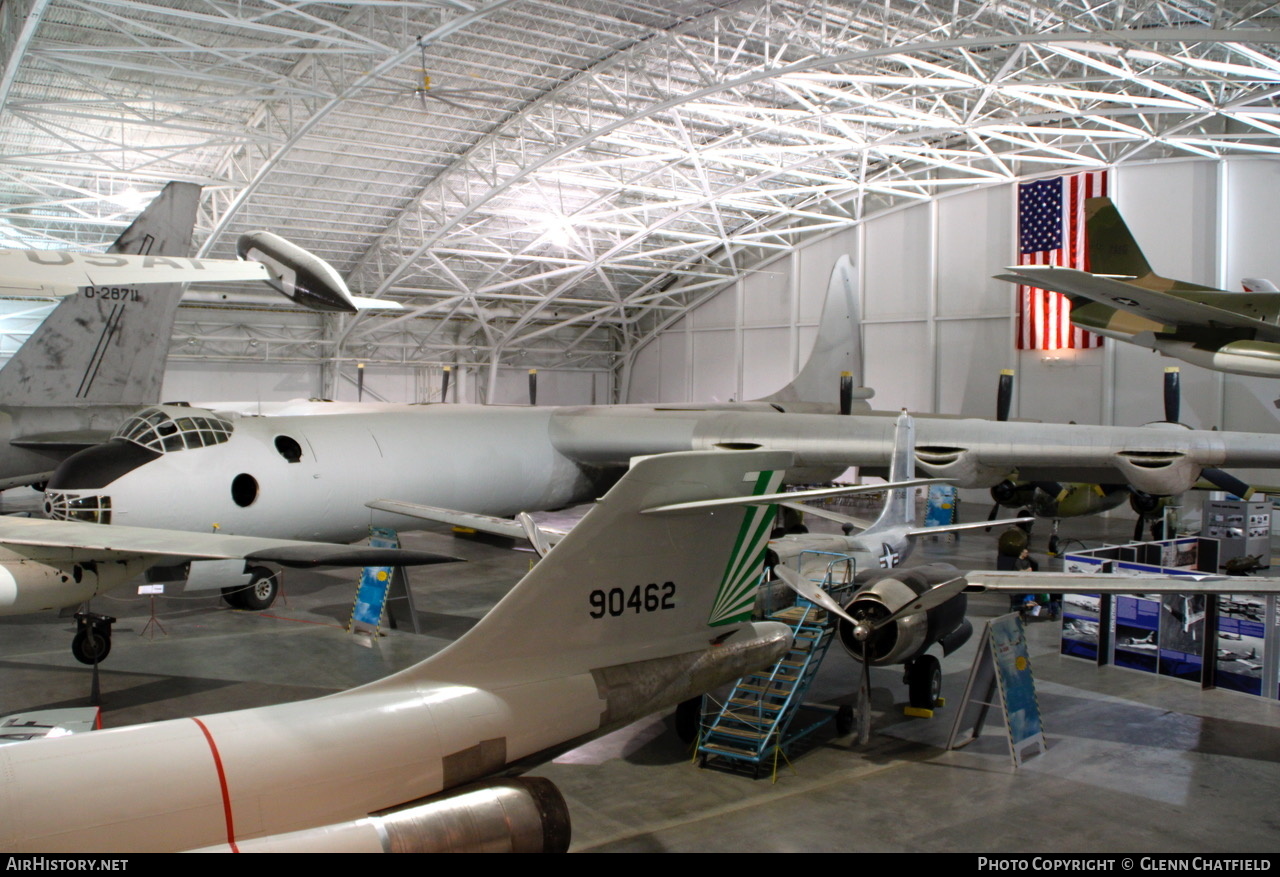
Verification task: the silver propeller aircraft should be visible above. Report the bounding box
[0,449,798,853]
[35,249,1280,613]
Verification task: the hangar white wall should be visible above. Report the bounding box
[626,158,1280,465]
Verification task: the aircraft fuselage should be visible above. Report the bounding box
[47,404,598,542]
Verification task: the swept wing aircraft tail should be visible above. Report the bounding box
[384,449,794,687]
[0,181,198,411]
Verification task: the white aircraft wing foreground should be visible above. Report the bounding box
[0,249,273,298]
[0,514,459,616]
[0,449,794,853]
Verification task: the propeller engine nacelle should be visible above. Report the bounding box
[1112,448,1201,496]
[990,479,1036,510]
[836,566,972,667]
[913,446,1010,488]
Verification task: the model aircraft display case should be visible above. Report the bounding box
[1061,538,1280,701]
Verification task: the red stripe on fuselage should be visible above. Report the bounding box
[191,717,239,852]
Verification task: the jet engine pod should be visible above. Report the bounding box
[913,445,1010,488]
[207,777,572,853]
[236,230,358,314]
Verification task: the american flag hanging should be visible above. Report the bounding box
[1016,170,1109,350]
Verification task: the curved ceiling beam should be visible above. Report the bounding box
[197,0,522,256]
[353,25,1280,307]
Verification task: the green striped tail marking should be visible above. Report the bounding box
[707,468,785,627]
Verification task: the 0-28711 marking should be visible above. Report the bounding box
[589,582,675,618]
[83,287,141,301]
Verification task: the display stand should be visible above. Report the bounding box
[138,583,167,641]
[349,527,420,644]
[947,613,1046,767]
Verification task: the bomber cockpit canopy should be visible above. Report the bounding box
[113,405,233,453]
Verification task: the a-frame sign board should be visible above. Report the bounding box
[947,613,1047,767]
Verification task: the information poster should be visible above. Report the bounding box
[349,526,400,636]
[1158,594,1205,683]
[1216,595,1266,696]
[990,613,1044,760]
[1060,593,1101,661]
[1114,594,1161,673]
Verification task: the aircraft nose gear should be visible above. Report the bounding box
[71,611,115,665]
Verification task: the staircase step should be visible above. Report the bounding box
[728,697,785,711]
[709,725,770,742]
[700,741,758,758]
[737,682,794,696]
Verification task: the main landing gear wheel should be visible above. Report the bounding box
[675,696,702,744]
[907,655,942,711]
[835,703,855,736]
[71,612,115,665]
[225,567,279,611]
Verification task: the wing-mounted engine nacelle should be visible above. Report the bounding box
[199,778,571,853]
[836,565,970,667]
[237,230,359,314]
[913,445,1011,488]
[1112,447,1200,496]
[990,479,1036,510]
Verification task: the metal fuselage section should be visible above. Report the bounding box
[47,404,597,542]
[770,524,916,580]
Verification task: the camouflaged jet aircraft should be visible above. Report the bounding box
[997,196,1280,379]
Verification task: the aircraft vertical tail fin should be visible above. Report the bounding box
[0,182,198,409]
[405,449,794,686]
[1084,196,1154,279]
[861,411,917,535]
[758,254,872,411]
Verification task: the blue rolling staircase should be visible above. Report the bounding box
[696,552,856,780]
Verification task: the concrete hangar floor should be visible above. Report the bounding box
[0,509,1277,854]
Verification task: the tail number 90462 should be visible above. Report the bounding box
[589,582,675,618]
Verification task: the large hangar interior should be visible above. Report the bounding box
[1,0,1279,855]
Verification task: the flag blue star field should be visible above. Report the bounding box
[1016,170,1108,350]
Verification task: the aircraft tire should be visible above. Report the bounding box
[221,586,245,609]
[71,629,111,665]
[835,703,854,736]
[237,567,279,611]
[907,655,942,710]
[674,696,702,744]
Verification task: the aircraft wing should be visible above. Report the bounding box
[996,266,1280,342]
[905,518,1034,538]
[0,250,271,298]
[548,407,1280,496]
[0,515,459,568]
[962,570,1280,594]
[368,499,569,545]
